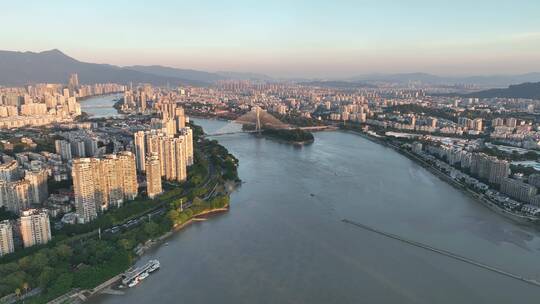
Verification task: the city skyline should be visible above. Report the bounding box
[3,2,540,302]
[3,0,540,77]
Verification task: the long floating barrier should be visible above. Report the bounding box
[341,219,540,287]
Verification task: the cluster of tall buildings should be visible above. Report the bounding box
[55,137,99,160]
[67,73,124,98]
[121,84,154,113]
[424,145,510,186]
[327,100,370,123]
[0,160,49,214]
[457,117,484,132]
[489,117,539,149]
[469,153,510,185]
[134,127,193,198]
[133,106,193,199]
[0,83,81,129]
[492,117,518,128]
[0,209,51,256]
[419,141,540,206]
[0,74,125,129]
[72,152,138,223]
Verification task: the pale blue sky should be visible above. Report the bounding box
[2,0,540,77]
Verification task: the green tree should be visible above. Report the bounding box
[143,222,160,238]
[29,251,48,274]
[18,256,32,272]
[38,266,55,288]
[55,244,73,259]
[48,273,73,297]
[192,197,204,206]
[184,209,194,218]
[118,239,134,251]
[167,210,180,223]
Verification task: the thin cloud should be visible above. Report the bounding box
[512,32,540,40]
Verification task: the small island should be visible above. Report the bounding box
[261,128,314,144]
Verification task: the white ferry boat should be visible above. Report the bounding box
[122,259,161,286]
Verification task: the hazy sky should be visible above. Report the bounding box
[3,0,540,77]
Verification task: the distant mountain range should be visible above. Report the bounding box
[461,82,540,99]
[0,49,199,86]
[299,80,376,89]
[2,49,540,89]
[126,65,225,83]
[347,72,540,87]
[215,71,274,81]
[0,49,272,86]
[124,66,274,83]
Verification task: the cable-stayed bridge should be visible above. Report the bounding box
[205,107,336,137]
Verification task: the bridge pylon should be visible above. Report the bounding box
[255,106,261,133]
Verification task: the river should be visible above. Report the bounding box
[79,94,123,118]
[91,117,540,303]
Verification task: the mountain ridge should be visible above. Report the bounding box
[0,50,217,86]
[2,49,540,88]
[462,82,540,99]
[348,72,540,87]
[125,65,225,83]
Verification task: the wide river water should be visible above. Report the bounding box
[80,93,123,118]
[89,98,540,303]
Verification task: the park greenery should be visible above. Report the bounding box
[272,112,325,127]
[261,128,314,143]
[0,232,132,303]
[167,195,230,227]
[0,123,239,303]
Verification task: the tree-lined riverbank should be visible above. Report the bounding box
[0,123,239,304]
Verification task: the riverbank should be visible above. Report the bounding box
[47,140,236,302]
[189,114,234,123]
[0,123,240,304]
[45,203,232,303]
[47,206,231,304]
[345,128,539,225]
[142,206,230,255]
